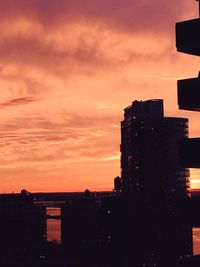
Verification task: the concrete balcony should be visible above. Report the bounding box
[176,18,200,56]
[178,76,200,111]
[180,198,200,227]
[180,138,200,168]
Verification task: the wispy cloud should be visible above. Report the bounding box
[0,96,39,107]
[100,154,120,162]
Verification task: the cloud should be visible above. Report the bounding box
[0,97,39,107]
[0,0,192,33]
[0,25,113,78]
[0,0,194,78]
[0,109,120,167]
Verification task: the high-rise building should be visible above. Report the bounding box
[121,99,190,197]
[120,99,192,266]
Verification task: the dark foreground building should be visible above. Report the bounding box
[0,190,46,266]
[175,1,200,265]
[120,99,192,266]
[61,190,103,266]
[176,0,200,165]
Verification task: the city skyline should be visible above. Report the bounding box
[0,0,200,192]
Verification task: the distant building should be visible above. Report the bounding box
[120,99,192,266]
[61,190,101,266]
[114,176,122,192]
[0,190,46,264]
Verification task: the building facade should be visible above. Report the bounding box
[0,190,46,265]
[175,1,200,265]
[120,99,192,266]
[121,99,190,198]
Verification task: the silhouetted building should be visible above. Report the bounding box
[99,195,124,266]
[114,176,122,192]
[120,99,192,266]
[178,75,200,111]
[176,2,200,264]
[176,2,200,168]
[61,190,101,266]
[121,99,190,197]
[179,138,200,168]
[176,17,200,56]
[0,190,46,265]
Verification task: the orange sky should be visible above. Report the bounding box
[0,0,199,192]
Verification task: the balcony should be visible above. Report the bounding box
[176,18,200,56]
[178,76,200,111]
[180,138,200,168]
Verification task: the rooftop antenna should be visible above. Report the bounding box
[196,0,200,17]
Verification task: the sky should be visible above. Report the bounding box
[0,0,200,192]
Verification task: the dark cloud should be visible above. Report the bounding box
[0,96,39,107]
[0,0,192,78]
[0,34,109,76]
[0,0,191,33]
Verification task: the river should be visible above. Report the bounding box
[47,207,61,244]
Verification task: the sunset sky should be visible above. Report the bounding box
[0,0,200,192]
